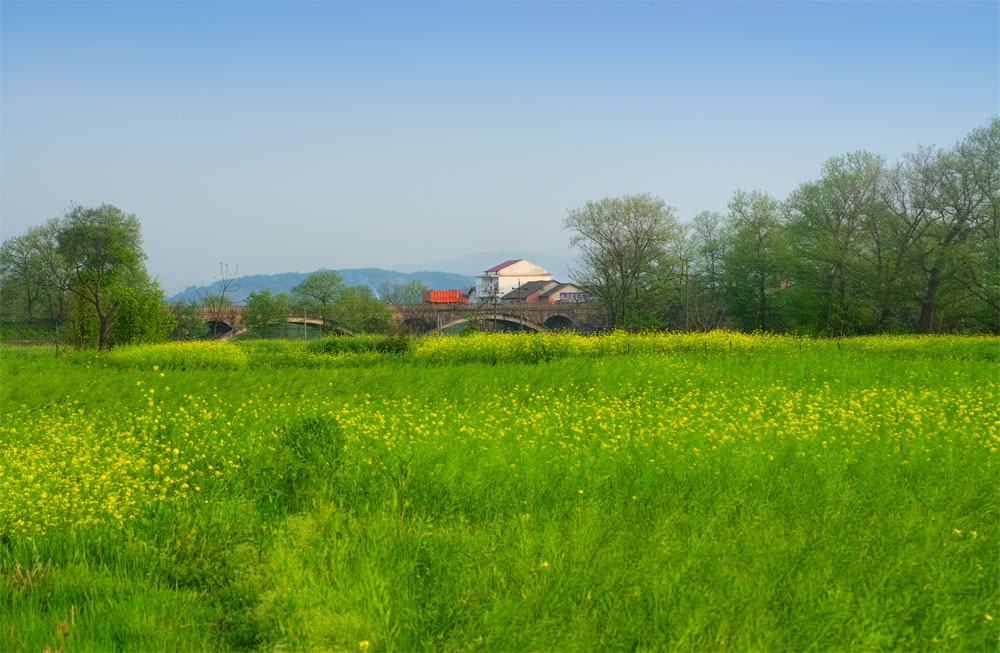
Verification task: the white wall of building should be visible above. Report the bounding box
[472,260,551,303]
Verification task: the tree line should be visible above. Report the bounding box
[3,119,995,346]
[0,204,175,349]
[230,271,424,338]
[0,212,424,347]
[565,119,998,334]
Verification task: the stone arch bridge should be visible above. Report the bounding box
[195,307,324,340]
[196,303,606,338]
[392,302,606,334]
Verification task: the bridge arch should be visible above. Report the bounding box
[402,317,435,334]
[435,314,549,334]
[323,324,357,337]
[285,318,325,327]
[205,320,234,338]
[543,315,574,330]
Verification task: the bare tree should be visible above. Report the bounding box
[688,211,729,330]
[201,263,240,338]
[377,279,427,304]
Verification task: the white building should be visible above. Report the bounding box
[473,259,551,303]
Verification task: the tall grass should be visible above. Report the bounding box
[102,340,248,370]
[1,334,997,651]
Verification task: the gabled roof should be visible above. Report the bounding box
[538,282,582,298]
[484,259,524,273]
[500,280,556,300]
[483,259,551,277]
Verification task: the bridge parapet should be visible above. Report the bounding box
[392,302,606,334]
[193,302,607,337]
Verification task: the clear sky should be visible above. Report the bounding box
[2,1,997,292]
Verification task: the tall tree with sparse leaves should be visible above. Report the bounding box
[563,193,681,328]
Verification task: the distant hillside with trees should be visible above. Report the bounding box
[169,269,475,305]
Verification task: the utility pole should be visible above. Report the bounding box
[683,258,691,332]
[518,280,522,331]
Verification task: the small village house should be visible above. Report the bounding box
[500,280,558,303]
[537,282,588,303]
[473,260,552,303]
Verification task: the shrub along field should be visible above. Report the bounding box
[1,333,997,651]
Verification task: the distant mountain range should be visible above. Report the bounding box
[168,251,578,305]
[169,268,476,304]
[394,250,575,282]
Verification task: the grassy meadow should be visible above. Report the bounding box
[1,332,997,651]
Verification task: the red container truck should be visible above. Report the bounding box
[422,289,469,303]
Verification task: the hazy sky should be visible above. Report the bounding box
[2,1,997,293]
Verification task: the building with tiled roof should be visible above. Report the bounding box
[473,259,551,303]
[538,282,588,303]
[500,280,559,303]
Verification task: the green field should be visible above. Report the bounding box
[1,333,997,651]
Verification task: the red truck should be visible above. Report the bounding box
[422,289,469,303]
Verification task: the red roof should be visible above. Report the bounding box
[484,259,523,273]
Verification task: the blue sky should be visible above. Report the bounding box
[2,1,997,292]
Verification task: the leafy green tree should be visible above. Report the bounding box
[66,292,100,349]
[878,149,943,331]
[563,193,681,328]
[0,227,47,322]
[722,190,789,332]
[0,219,71,328]
[955,118,1000,332]
[880,121,999,333]
[785,152,886,334]
[330,285,396,334]
[244,290,291,338]
[111,281,177,346]
[292,270,344,328]
[635,225,693,330]
[57,204,147,350]
[687,211,730,330]
[912,148,976,332]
